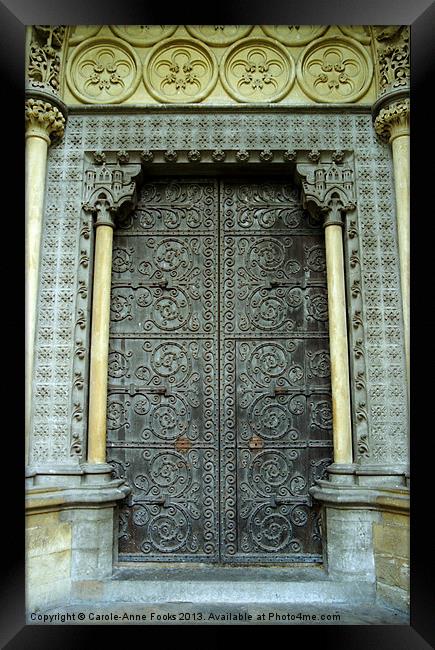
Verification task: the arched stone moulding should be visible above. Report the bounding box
[81,147,366,475]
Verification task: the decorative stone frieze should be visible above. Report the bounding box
[374,97,410,143]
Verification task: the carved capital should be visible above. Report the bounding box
[373,25,409,98]
[82,162,142,228]
[27,25,66,96]
[296,159,356,226]
[374,98,410,143]
[25,97,66,142]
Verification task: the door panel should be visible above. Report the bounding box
[220,179,332,562]
[107,176,333,563]
[107,178,220,562]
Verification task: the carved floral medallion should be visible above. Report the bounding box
[144,39,218,103]
[68,26,101,45]
[67,37,141,103]
[110,25,178,46]
[338,25,371,44]
[220,37,295,103]
[297,36,373,103]
[185,25,253,46]
[261,25,328,46]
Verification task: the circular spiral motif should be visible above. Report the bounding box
[153,290,191,330]
[250,505,292,551]
[248,238,285,272]
[110,292,132,321]
[250,290,286,330]
[249,451,291,495]
[110,25,177,46]
[252,396,290,440]
[305,245,326,272]
[290,505,309,526]
[112,247,133,273]
[108,351,130,378]
[144,38,218,103]
[248,343,287,385]
[308,350,330,378]
[311,400,333,429]
[307,293,328,321]
[296,36,373,103]
[155,239,191,273]
[149,506,190,552]
[185,25,253,46]
[151,397,188,440]
[261,25,328,46]
[107,400,128,430]
[151,342,189,383]
[220,37,295,102]
[150,452,191,496]
[67,37,141,104]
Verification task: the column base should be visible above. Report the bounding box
[310,470,409,613]
[26,466,130,612]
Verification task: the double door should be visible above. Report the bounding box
[107,176,333,563]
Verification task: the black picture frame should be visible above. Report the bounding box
[3,1,432,646]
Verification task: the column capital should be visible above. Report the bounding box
[296,159,357,226]
[82,161,142,228]
[374,97,410,143]
[25,94,67,143]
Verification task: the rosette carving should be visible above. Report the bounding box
[144,38,218,103]
[110,25,177,46]
[220,37,295,103]
[297,36,373,103]
[261,25,327,46]
[25,98,66,141]
[67,37,141,104]
[185,25,253,46]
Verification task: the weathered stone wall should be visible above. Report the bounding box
[26,510,72,611]
[374,511,410,611]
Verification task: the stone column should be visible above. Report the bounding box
[297,157,356,468]
[82,159,141,468]
[374,98,410,389]
[25,95,66,463]
[87,204,115,465]
[324,206,353,465]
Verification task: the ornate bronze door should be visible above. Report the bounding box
[107,176,333,563]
